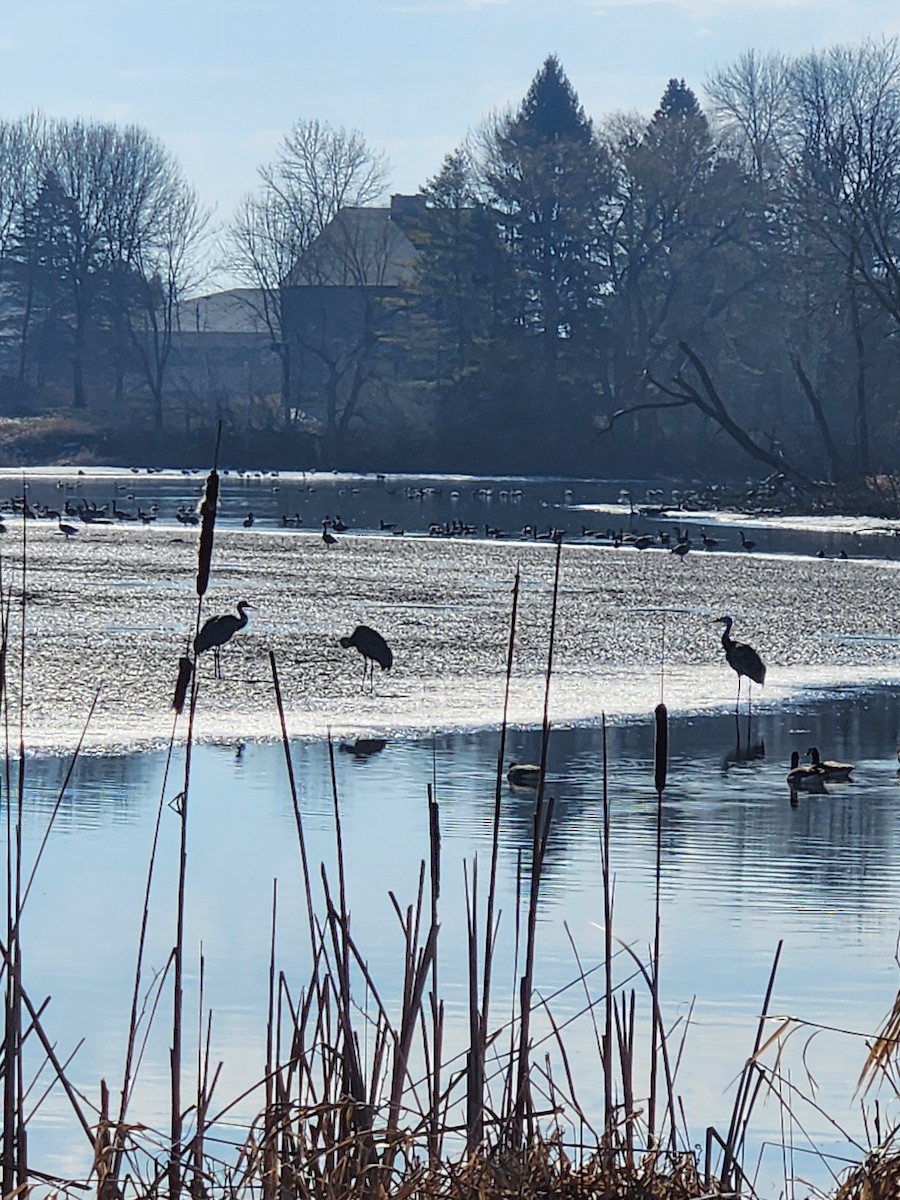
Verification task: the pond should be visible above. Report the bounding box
[5,467,900,1197]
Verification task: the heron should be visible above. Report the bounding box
[194,600,252,679]
[787,750,827,792]
[507,762,541,788]
[339,624,393,689]
[806,746,854,780]
[717,615,766,711]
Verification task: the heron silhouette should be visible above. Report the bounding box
[194,600,252,679]
[339,625,392,689]
[717,615,766,712]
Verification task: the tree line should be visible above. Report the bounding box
[3,43,900,482]
[0,114,206,431]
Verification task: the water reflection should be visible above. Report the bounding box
[7,686,900,1189]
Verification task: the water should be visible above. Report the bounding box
[5,468,900,1195]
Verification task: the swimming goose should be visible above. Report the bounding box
[787,750,827,792]
[806,747,853,781]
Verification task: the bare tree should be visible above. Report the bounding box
[125,181,209,430]
[784,40,900,472]
[705,50,792,185]
[0,114,49,382]
[224,119,390,430]
[223,189,311,426]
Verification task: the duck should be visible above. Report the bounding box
[806,746,854,781]
[507,762,541,788]
[787,750,827,792]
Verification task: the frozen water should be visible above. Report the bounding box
[1,504,899,752]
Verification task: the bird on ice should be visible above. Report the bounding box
[716,614,765,711]
[194,601,252,679]
[339,625,392,689]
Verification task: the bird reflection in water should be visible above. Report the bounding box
[721,711,765,771]
[339,738,387,759]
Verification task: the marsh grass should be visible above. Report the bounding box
[3,469,900,1200]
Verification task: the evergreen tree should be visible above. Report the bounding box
[482,55,609,459]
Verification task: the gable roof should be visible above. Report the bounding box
[284,202,420,289]
[177,288,271,335]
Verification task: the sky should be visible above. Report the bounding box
[2,0,899,270]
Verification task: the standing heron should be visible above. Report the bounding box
[716,615,766,711]
[339,625,393,689]
[194,600,252,679]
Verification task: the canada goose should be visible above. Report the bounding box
[806,746,853,781]
[507,762,541,788]
[787,750,827,792]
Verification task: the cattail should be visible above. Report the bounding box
[172,655,193,713]
[653,702,668,798]
[196,468,219,597]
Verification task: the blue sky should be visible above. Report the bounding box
[2,0,899,230]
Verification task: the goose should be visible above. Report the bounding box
[806,747,853,781]
[787,750,827,792]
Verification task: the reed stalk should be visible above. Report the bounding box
[171,454,221,1200]
[513,540,562,1147]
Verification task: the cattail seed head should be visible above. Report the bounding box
[196,469,219,597]
[172,655,194,713]
[654,702,668,798]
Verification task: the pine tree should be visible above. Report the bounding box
[484,55,609,455]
